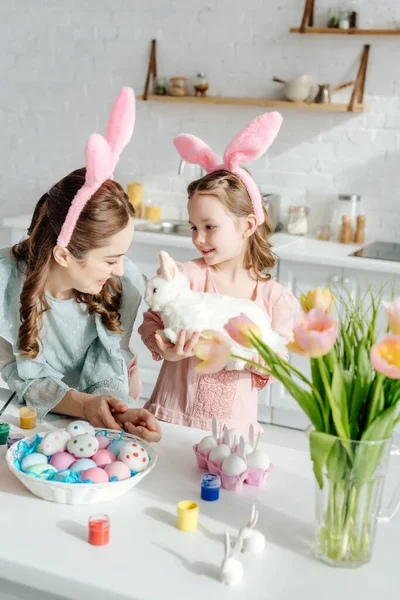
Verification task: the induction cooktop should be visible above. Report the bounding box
[351,241,400,262]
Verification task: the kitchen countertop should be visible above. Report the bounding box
[2,215,399,274]
[0,390,398,600]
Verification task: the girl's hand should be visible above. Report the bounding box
[83,395,128,430]
[155,330,200,362]
[116,408,162,443]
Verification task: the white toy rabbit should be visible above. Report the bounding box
[145,251,286,371]
[238,504,266,554]
[220,531,244,586]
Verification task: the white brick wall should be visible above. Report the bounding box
[1,0,400,241]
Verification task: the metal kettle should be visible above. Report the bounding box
[262,193,282,232]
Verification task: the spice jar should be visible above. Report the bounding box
[317,225,330,241]
[331,194,361,241]
[287,206,309,236]
[194,73,209,97]
[169,77,189,97]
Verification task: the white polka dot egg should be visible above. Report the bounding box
[66,420,95,438]
[119,441,149,472]
[67,433,99,458]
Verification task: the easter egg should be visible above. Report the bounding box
[107,439,126,457]
[246,449,270,471]
[49,451,76,471]
[40,430,71,456]
[105,461,131,481]
[81,467,109,484]
[209,444,231,466]
[25,464,57,479]
[21,452,48,472]
[197,436,218,452]
[70,458,97,472]
[66,420,95,438]
[67,434,98,458]
[222,454,247,476]
[92,449,116,468]
[95,434,110,449]
[118,441,149,472]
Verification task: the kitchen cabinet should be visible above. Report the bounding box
[271,259,399,429]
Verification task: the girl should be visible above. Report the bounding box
[139,112,299,434]
[0,88,160,442]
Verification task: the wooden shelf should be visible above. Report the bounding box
[138,94,367,112]
[290,26,400,35]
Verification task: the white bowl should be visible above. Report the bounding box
[6,428,158,505]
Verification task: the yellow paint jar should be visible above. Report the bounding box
[176,500,199,532]
[19,406,37,429]
[127,182,143,217]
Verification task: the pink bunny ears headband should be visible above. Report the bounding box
[57,87,136,248]
[173,111,283,226]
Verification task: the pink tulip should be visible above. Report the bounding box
[224,313,262,348]
[371,335,400,379]
[194,331,231,374]
[383,299,400,334]
[287,308,338,358]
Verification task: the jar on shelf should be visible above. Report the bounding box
[194,73,209,97]
[327,8,339,28]
[339,10,351,29]
[154,77,167,96]
[287,206,309,236]
[331,194,361,241]
[169,77,189,97]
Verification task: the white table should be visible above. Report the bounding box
[0,391,398,600]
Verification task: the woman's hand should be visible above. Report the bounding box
[83,395,128,430]
[116,408,162,443]
[155,330,200,362]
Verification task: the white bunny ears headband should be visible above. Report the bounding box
[57,87,135,248]
[173,111,283,226]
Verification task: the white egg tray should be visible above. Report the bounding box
[6,428,157,505]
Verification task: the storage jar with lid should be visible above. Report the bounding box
[169,77,189,97]
[331,194,361,241]
[287,206,309,236]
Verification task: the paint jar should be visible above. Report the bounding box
[19,406,37,429]
[88,514,110,546]
[0,422,10,445]
[176,500,199,532]
[201,473,221,501]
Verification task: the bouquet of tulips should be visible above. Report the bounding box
[194,287,400,566]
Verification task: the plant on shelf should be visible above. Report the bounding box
[194,286,400,568]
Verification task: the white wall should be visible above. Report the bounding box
[1,0,400,241]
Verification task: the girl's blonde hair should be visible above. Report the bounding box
[187,170,276,280]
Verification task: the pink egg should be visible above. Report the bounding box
[49,452,76,471]
[96,434,110,450]
[81,467,109,484]
[105,461,131,481]
[92,449,116,468]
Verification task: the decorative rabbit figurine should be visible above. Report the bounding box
[246,424,271,470]
[220,531,244,586]
[197,417,221,452]
[145,251,286,371]
[238,504,266,554]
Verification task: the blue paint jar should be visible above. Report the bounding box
[201,473,221,501]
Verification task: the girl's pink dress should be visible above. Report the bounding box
[138,258,299,434]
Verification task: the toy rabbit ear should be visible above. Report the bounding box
[249,424,255,449]
[106,87,136,161]
[159,251,178,281]
[174,134,219,173]
[223,111,283,170]
[232,533,243,558]
[224,532,231,558]
[85,133,113,186]
[239,436,246,459]
[212,417,218,440]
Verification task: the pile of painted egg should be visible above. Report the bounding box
[19,420,150,484]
